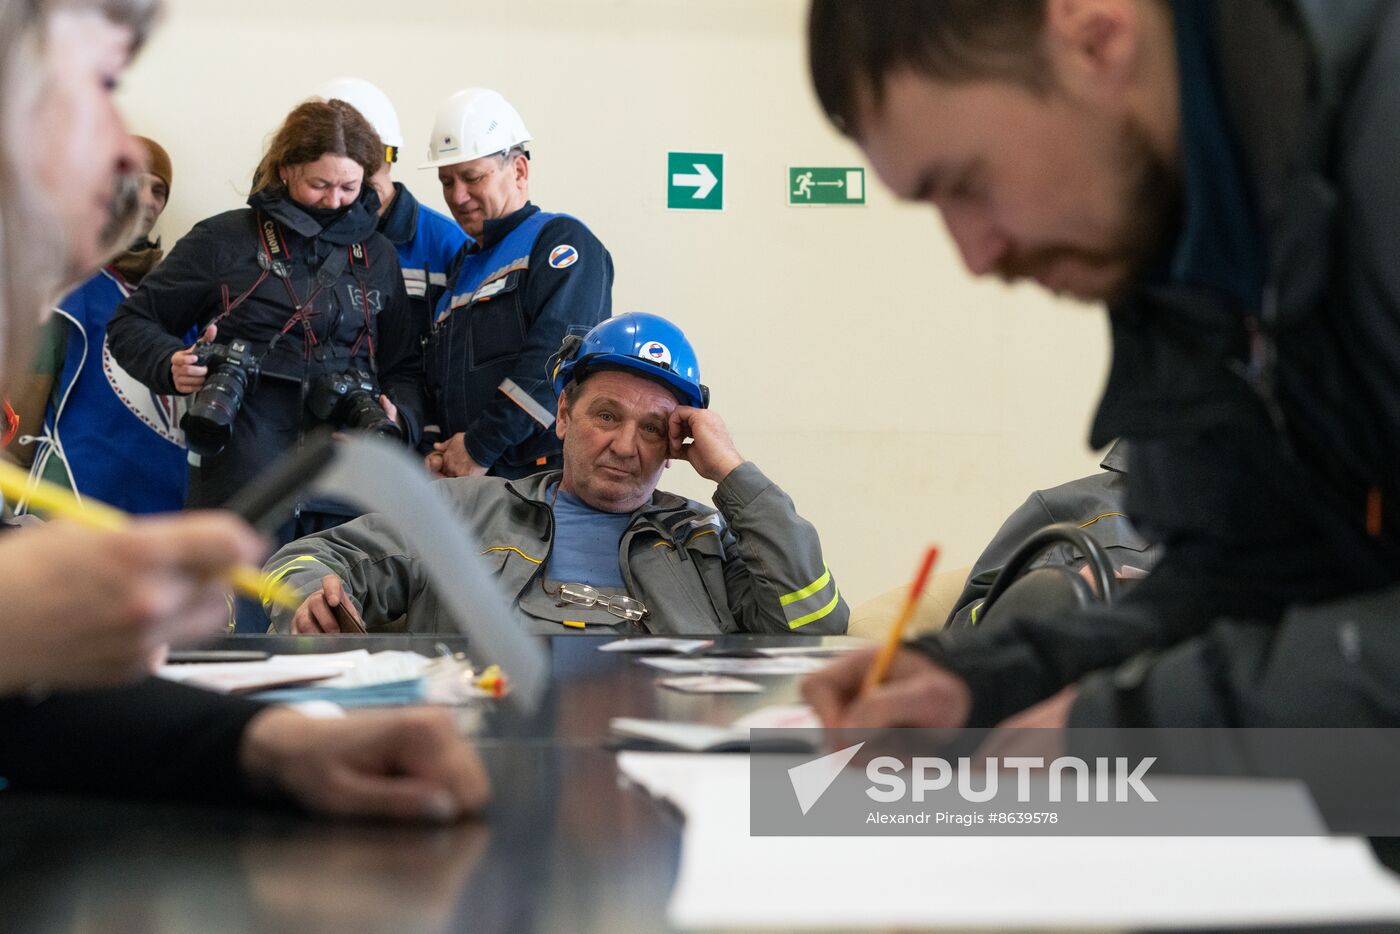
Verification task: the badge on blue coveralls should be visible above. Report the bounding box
[548,244,579,269]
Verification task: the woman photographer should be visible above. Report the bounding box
[109,98,424,510]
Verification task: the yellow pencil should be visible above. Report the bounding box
[862,545,939,693]
[0,459,302,611]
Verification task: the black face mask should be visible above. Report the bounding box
[297,201,353,226]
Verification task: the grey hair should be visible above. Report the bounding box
[0,0,159,389]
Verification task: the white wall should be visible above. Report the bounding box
[120,0,1111,606]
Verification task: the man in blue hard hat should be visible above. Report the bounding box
[264,313,848,637]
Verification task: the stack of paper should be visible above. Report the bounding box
[250,679,427,707]
[158,650,432,707]
[158,652,367,694]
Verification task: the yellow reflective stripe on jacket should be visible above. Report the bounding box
[780,565,831,607]
[267,555,324,583]
[261,556,327,607]
[778,564,840,629]
[480,545,543,565]
[787,583,841,630]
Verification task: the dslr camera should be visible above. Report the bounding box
[306,368,401,439]
[180,338,260,457]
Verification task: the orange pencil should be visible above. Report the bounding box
[862,545,939,693]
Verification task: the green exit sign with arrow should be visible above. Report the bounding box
[667,151,724,211]
[788,166,866,206]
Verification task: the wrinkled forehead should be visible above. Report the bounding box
[575,369,680,416]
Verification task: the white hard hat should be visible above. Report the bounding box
[316,77,403,159]
[422,88,532,170]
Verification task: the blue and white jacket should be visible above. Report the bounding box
[26,269,188,513]
[378,182,468,331]
[425,202,613,475]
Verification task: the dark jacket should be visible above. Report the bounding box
[946,443,1158,628]
[0,677,264,802]
[425,203,612,475]
[917,0,1400,728]
[108,189,425,508]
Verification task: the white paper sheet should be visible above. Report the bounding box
[598,638,714,654]
[610,705,820,752]
[639,655,828,676]
[157,651,372,694]
[657,675,765,694]
[617,753,1400,930]
[753,642,869,658]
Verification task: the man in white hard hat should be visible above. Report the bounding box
[316,78,467,329]
[420,87,613,481]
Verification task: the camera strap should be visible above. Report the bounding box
[251,212,371,361]
[209,214,379,385]
[344,257,378,376]
[209,218,276,330]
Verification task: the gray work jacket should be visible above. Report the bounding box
[946,442,1160,629]
[263,461,847,636]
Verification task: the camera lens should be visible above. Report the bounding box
[181,365,251,456]
[344,390,401,439]
[306,369,400,440]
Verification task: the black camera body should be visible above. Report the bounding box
[306,368,400,439]
[180,338,260,457]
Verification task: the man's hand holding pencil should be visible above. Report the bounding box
[801,546,973,730]
[802,644,972,730]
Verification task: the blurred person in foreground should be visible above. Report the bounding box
[802,0,1400,732]
[0,0,487,820]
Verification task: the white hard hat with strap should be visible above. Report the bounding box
[422,88,532,169]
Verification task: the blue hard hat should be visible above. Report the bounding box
[550,313,709,408]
